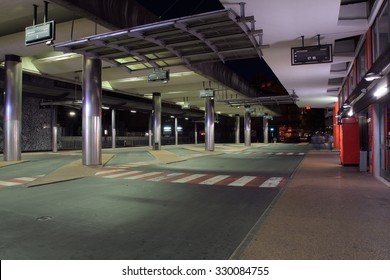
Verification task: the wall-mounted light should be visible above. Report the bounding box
[69,111,76,117]
[364,73,383,81]
[102,105,110,110]
[130,110,137,113]
[342,103,351,109]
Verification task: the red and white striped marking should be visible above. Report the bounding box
[0,175,44,188]
[95,168,286,188]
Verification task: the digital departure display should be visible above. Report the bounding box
[291,44,333,65]
[25,21,55,46]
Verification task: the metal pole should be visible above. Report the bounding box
[205,96,215,151]
[148,113,152,148]
[263,117,269,144]
[194,122,198,145]
[152,92,161,150]
[244,107,251,146]
[111,108,116,149]
[33,4,38,25]
[235,114,240,144]
[43,1,48,23]
[51,106,58,152]
[4,55,22,161]
[175,117,178,145]
[82,56,102,166]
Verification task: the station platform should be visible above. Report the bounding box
[235,150,390,260]
[0,144,390,259]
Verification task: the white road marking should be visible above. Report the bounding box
[104,170,142,178]
[199,175,230,185]
[123,172,163,180]
[171,174,207,183]
[147,173,184,182]
[259,177,283,188]
[0,181,20,186]
[228,176,257,187]
[95,169,124,176]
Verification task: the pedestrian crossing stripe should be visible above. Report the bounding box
[95,168,287,188]
[0,175,44,188]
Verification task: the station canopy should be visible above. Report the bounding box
[53,9,263,72]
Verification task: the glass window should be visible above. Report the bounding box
[348,70,355,96]
[357,42,366,82]
[373,1,390,60]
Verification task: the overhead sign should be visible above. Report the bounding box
[148,69,169,82]
[199,89,214,98]
[25,21,55,46]
[291,44,333,65]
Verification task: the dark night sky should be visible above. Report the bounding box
[136,0,224,20]
[136,0,283,88]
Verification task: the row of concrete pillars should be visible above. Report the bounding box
[3,55,270,166]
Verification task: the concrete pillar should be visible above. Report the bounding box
[152,92,161,150]
[148,113,152,148]
[4,54,22,161]
[263,116,269,144]
[175,117,178,145]
[194,122,198,145]
[244,107,251,146]
[111,109,116,149]
[205,96,215,151]
[235,114,240,144]
[373,103,382,177]
[51,106,58,152]
[82,56,102,166]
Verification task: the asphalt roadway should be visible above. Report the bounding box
[0,143,310,260]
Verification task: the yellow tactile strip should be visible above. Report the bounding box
[148,150,186,164]
[26,154,114,187]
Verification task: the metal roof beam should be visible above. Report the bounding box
[174,22,225,63]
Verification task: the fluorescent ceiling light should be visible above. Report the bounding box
[115,76,147,83]
[36,53,81,62]
[170,71,195,77]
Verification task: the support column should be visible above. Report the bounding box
[244,106,251,146]
[111,109,116,149]
[175,117,178,145]
[148,113,152,148]
[82,56,102,166]
[152,92,161,150]
[4,55,22,161]
[194,122,198,145]
[235,114,240,144]
[51,106,58,152]
[263,116,269,144]
[373,103,382,177]
[205,97,215,151]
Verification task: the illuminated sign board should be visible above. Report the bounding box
[291,44,333,65]
[199,89,214,98]
[25,21,55,46]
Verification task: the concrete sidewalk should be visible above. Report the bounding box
[235,150,390,259]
